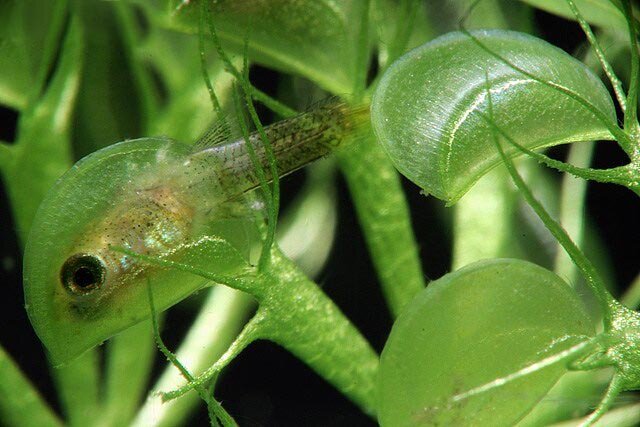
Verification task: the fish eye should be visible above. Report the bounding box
[60,254,106,295]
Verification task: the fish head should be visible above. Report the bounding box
[23,137,249,366]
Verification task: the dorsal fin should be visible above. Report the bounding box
[192,115,238,150]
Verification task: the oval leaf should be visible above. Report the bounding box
[377,258,594,426]
[23,137,250,366]
[163,0,369,94]
[519,0,627,31]
[371,30,616,204]
[0,0,66,109]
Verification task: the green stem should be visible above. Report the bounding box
[122,244,379,416]
[338,134,426,317]
[198,0,224,117]
[240,83,281,271]
[113,1,159,131]
[379,0,420,70]
[29,0,69,107]
[580,373,625,426]
[260,247,379,415]
[621,0,640,141]
[565,0,628,112]
[550,402,640,427]
[146,281,237,427]
[131,287,253,427]
[496,135,615,320]
[621,274,640,309]
[498,135,638,194]
[353,0,371,101]
[482,76,615,325]
[50,350,100,427]
[231,88,277,270]
[0,345,63,427]
[0,143,12,171]
[452,167,516,269]
[102,321,156,427]
[202,3,296,119]
[554,141,594,286]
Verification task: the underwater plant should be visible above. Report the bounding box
[1,0,639,425]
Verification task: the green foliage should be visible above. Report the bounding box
[0,346,63,427]
[0,0,67,110]
[371,29,616,204]
[1,0,639,426]
[163,0,371,94]
[518,0,627,30]
[377,259,594,426]
[23,137,250,365]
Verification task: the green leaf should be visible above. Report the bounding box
[371,30,617,204]
[3,15,83,243]
[123,242,379,416]
[455,0,534,31]
[0,0,67,109]
[377,258,594,426]
[102,321,156,427]
[133,163,337,426]
[452,167,518,268]
[50,350,100,427]
[22,137,249,366]
[519,0,627,31]
[0,345,63,427]
[72,1,143,156]
[163,0,370,94]
[519,369,611,426]
[550,402,640,427]
[372,0,437,69]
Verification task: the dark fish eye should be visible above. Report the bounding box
[60,254,106,295]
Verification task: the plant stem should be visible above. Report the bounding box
[353,0,371,101]
[621,0,640,142]
[131,287,253,427]
[113,1,159,131]
[101,321,155,427]
[338,132,426,317]
[453,167,516,269]
[126,243,380,416]
[554,141,594,286]
[259,246,380,415]
[621,274,640,309]
[482,75,615,325]
[0,346,63,427]
[50,351,100,427]
[565,0,628,113]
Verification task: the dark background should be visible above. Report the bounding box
[1,6,639,427]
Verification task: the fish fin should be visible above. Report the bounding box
[192,113,243,150]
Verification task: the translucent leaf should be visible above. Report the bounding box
[72,2,143,156]
[23,138,250,365]
[163,0,370,94]
[519,0,627,31]
[371,30,616,204]
[4,16,83,242]
[0,345,62,427]
[377,258,594,426]
[0,0,67,109]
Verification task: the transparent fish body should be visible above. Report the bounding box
[23,98,368,365]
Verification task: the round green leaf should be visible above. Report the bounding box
[163,0,369,94]
[519,0,627,31]
[377,258,594,426]
[371,30,616,204]
[23,137,250,366]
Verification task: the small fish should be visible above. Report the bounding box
[23,98,369,365]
